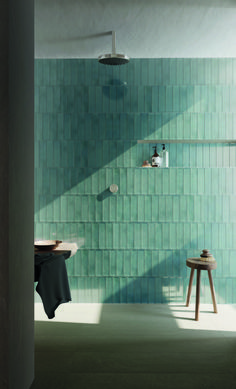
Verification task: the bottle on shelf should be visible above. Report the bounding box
[151,145,161,167]
[159,144,169,168]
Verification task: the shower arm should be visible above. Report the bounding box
[112,31,116,54]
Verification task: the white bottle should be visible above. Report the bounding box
[160,144,169,168]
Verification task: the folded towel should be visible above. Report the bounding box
[35,252,71,319]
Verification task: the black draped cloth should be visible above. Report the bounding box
[35,251,71,319]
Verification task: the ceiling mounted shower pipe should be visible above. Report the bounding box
[98,31,130,66]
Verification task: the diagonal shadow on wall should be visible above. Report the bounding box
[101,247,211,305]
[35,68,196,215]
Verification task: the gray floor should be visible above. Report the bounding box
[31,303,236,389]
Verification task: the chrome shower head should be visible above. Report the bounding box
[98,53,129,65]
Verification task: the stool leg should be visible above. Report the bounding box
[186,268,194,307]
[208,270,217,314]
[195,269,201,321]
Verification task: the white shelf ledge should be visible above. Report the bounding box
[137,139,236,144]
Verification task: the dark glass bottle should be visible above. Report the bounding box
[152,146,160,167]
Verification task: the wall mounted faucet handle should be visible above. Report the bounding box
[109,184,118,193]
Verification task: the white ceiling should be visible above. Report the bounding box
[35,0,236,58]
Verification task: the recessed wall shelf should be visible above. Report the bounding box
[137,140,236,144]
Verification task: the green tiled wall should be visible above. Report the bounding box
[35,59,236,303]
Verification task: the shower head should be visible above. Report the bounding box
[98,31,129,66]
[98,53,129,66]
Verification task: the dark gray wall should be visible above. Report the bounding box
[0,0,10,384]
[0,0,34,388]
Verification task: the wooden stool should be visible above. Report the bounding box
[186,258,217,321]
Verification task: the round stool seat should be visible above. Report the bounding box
[186,257,217,321]
[186,258,217,271]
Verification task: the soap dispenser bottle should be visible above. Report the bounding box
[152,145,160,167]
[160,144,169,168]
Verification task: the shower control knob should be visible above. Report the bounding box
[109,184,118,193]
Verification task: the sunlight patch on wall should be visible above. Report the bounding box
[34,302,103,324]
[162,284,184,302]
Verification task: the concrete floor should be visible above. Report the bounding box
[31,303,236,389]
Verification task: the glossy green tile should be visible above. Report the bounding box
[118,277,127,303]
[170,196,179,222]
[109,251,116,276]
[162,224,170,249]
[140,59,148,85]
[152,168,161,194]
[190,58,199,84]
[155,223,162,249]
[140,278,149,303]
[176,59,185,85]
[168,223,176,249]
[203,59,212,85]
[151,195,158,221]
[55,60,64,85]
[94,250,103,276]
[182,113,190,140]
[225,225,233,252]
[137,196,144,222]
[110,277,119,302]
[146,59,155,86]
[162,169,170,194]
[144,86,152,112]
[116,196,123,222]
[129,251,137,276]
[112,223,120,249]
[229,195,236,223]
[122,251,130,276]
[134,223,142,249]
[169,58,176,85]
[122,195,130,222]
[172,253,181,276]
[180,86,189,112]
[158,196,165,221]
[104,277,113,302]
[183,59,191,85]
[116,141,125,167]
[176,223,184,249]
[150,251,158,276]
[102,251,110,276]
[133,169,141,194]
[136,84,146,112]
[229,250,236,276]
[142,250,151,275]
[115,250,124,276]
[223,86,231,113]
[110,195,118,221]
[41,60,51,85]
[158,86,166,112]
[147,277,155,302]
[52,86,62,113]
[151,86,159,113]
[153,59,163,85]
[171,87,180,115]
[143,195,151,221]
[147,223,155,250]
[128,86,137,114]
[129,196,138,221]
[151,113,162,139]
